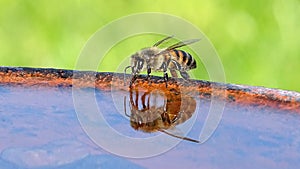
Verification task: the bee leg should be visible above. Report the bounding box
[180,71,190,80]
[170,69,178,78]
[147,66,152,85]
[161,62,169,87]
[163,72,168,88]
[124,66,132,86]
[147,66,151,77]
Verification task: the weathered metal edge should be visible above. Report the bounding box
[0,66,299,113]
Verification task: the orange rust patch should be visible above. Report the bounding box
[0,67,299,113]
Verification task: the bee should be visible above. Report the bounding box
[124,36,200,87]
[124,87,199,143]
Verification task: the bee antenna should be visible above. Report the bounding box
[167,38,201,50]
[159,129,200,143]
[153,35,175,47]
[124,66,132,86]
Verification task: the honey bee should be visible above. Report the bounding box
[124,87,199,143]
[124,36,200,87]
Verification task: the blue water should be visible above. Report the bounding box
[0,85,299,169]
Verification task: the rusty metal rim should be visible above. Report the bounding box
[0,66,299,113]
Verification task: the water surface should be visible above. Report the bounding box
[0,85,299,169]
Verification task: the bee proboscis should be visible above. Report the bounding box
[124,35,200,87]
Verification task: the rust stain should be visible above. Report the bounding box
[0,67,299,113]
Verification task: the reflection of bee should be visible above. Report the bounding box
[124,87,199,143]
[124,36,200,87]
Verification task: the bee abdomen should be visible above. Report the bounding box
[171,50,196,70]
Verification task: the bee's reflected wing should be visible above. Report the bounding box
[153,35,174,47]
[158,128,199,143]
[167,39,200,50]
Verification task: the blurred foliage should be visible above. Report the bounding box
[0,0,299,91]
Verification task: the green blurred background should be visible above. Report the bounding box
[0,0,299,91]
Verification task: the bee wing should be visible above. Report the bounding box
[158,128,199,143]
[153,35,174,47]
[167,39,200,50]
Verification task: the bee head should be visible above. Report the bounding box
[130,51,148,73]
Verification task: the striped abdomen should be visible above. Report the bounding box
[168,50,196,71]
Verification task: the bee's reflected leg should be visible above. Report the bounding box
[141,90,150,109]
[161,112,171,124]
[124,96,131,118]
[180,71,190,80]
[172,111,182,123]
[129,74,137,88]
